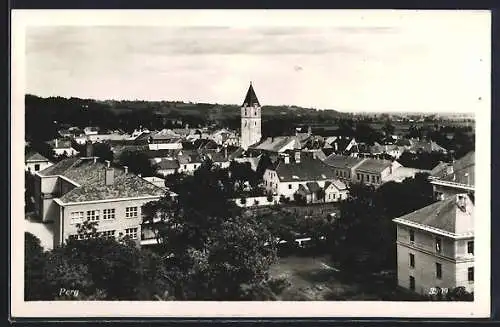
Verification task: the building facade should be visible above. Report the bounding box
[240,83,262,150]
[34,157,165,248]
[393,194,474,295]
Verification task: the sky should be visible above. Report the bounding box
[24,10,490,113]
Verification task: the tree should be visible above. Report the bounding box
[118,150,158,176]
[93,142,114,162]
[142,161,278,300]
[25,233,47,300]
[382,121,395,136]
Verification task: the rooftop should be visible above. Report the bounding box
[273,156,337,182]
[25,151,50,162]
[242,82,260,107]
[323,154,365,169]
[356,158,393,174]
[156,159,180,170]
[394,194,474,236]
[433,151,474,187]
[39,157,164,203]
[251,136,300,153]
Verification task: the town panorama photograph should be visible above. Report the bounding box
[15,10,489,314]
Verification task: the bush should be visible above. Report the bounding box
[267,277,292,295]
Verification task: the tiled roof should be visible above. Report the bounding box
[242,83,260,107]
[274,156,336,182]
[323,154,365,169]
[39,158,165,203]
[356,158,393,174]
[251,136,300,152]
[438,151,474,187]
[25,151,50,162]
[410,140,447,153]
[200,150,229,163]
[325,179,347,191]
[178,150,204,164]
[157,159,180,170]
[394,194,474,235]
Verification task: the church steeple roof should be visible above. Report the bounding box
[242,82,260,107]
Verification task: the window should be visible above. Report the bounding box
[70,211,84,224]
[125,207,138,218]
[288,184,292,189]
[409,276,415,291]
[99,230,116,238]
[372,175,376,183]
[436,263,442,279]
[468,267,474,282]
[86,210,100,221]
[34,164,40,171]
[435,237,442,253]
[333,194,336,200]
[409,230,415,243]
[244,109,247,116]
[184,165,187,169]
[336,171,339,176]
[467,241,474,255]
[377,176,380,183]
[125,227,138,240]
[409,253,415,268]
[103,208,115,220]
[357,173,360,180]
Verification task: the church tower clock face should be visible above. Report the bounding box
[240,82,262,150]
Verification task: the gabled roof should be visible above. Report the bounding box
[272,156,336,182]
[323,154,366,170]
[250,136,300,153]
[435,151,474,187]
[356,158,393,174]
[242,83,260,107]
[39,157,164,203]
[25,151,50,162]
[393,194,474,236]
[305,181,321,193]
[325,179,347,191]
[156,159,180,170]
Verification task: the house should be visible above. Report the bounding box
[295,180,348,204]
[25,151,53,173]
[370,144,405,159]
[429,151,474,200]
[148,137,183,151]
[33,156,165,248]
[250,136,301,154]
[46,139,79,157]
[393,193,474,295]
[156,159,180,177]
[385,167,431,183]
[354,158,402,186]
[323,154,366,183]
[83,126,100,136]
[409,140,448,154]
[263,151,342,201]
[324,180,348,202]
[177,150,204,175]
[324,136,358,155]
[200,149,231,169]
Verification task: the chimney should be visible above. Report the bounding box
[284,154,290,164]
[86,141,93,157]
[105,160,111,168]
[93,157,97,164]
[295,151,301,163]
[55,139,59,148]
[124,166,128,174]
[104,165,114,186]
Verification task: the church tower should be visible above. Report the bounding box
[240,82,262,150]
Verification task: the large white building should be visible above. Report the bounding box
[393,151,475,295]
[240,83,262,150]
